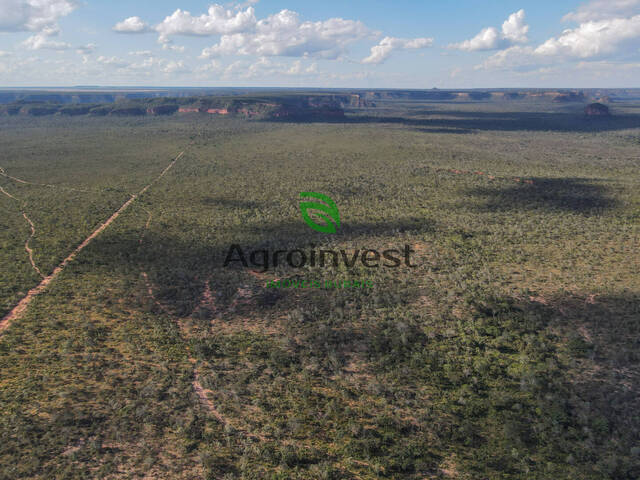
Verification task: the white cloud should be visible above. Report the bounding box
[286,59,319,74]
[155,5,256,43]
[502,9,529,43]
[563,0,640,22]
[129,50,152,56]
[477,45,536,70]
[454,27,501,52]
[196,59,222,73]
[23,32,70,50]
[162,60,187,74]
[0,50,11,57]
[450,10,529,51]
[128,56,162,70]
[216,56,321,80]
[535,15,640,58]
[162,43,186,53]
[96,55,129,68]
[201,9,370,59]
[222,59,245,77]
[287,59,303,74]
[76,43,96,55]
[113,5,372,61]
[362,36,433,64]
[479,13,640,71]
[113,16,151,33]
[0,0,76,33]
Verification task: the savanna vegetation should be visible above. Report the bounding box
[0,97,639,479]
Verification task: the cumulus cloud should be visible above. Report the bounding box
[287,59,319,74]
[453,27,501,52]
[0,0,76,33]
[162,60,187,73]
[563,0,640,22]
[155,5,256,43]
[114,5,371,60]
[477,45,535,70]
[535,15,640,58]
[361,36,433,64]
[479,13,640,71]
[23,32,70,50]
[200,9,369,59]
[477,1,640,74]
[502,9,529,43]
[450,9,529,51]
[113,16,151,33]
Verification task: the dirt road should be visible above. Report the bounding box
[0,146,190,334]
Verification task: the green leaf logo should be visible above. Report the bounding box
[300,192,341,234]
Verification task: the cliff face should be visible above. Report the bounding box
[346,94,373,108]
[0,95,347,120]
[177,96,350,119]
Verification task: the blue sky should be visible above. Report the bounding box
[1,0,640,87]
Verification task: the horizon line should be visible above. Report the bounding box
[1,86,638,91]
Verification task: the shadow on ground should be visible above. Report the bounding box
[85,215,435,316]
[8,206,640,478]
[465,177,619,214]
[269,109,640,133]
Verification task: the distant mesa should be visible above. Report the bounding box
[552,91,586,103]
[206,108,229,115]
[0,96,357,120]
[584,103,610,117]
[0,89,633,121]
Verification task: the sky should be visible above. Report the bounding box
[1,0,640,88]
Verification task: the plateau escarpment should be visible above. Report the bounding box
[0,94,362,120]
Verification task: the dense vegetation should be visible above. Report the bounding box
[0,99,639,479]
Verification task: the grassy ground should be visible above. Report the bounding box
[0,102,639,479]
